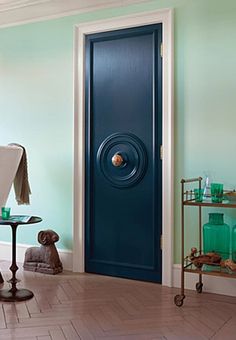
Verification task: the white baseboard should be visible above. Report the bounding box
[0,241,73,271]
[173,264,236,297]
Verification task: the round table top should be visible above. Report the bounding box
[0,216,42,226]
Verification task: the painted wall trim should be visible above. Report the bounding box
[74,8,174,287]
[173,264,236,297]
[0,0,50,13]
[0,241,73,271]
[0,0,149,28]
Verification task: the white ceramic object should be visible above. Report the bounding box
[0,145,23,208]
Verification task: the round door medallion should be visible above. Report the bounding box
[97,133,147,188]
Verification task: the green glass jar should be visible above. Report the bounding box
[232,225,236,262]
[203,213,230,260]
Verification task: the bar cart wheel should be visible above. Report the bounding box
[196,282,203,293]
[174,294,185,307]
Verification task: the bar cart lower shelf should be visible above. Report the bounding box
[174,177,236,307]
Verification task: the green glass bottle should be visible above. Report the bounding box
[232,225,236,262]
[203,213,230,260]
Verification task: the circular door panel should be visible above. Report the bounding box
[97,133,147,188]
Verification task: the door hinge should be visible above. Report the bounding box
[160,145,163,160]
[160,234,163,251]
[160,42,163,58]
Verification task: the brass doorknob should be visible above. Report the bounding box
[112,153,124,167]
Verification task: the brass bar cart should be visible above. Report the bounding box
[174,177,236,307]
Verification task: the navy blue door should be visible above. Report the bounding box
[85,24,162,283]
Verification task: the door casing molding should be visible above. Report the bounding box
[73,8,174,287]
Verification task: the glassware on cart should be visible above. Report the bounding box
[194,188,204,202]
[203,213,230,260]
[203,174,212,200]
[211,183,224,203]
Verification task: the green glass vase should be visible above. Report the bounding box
[203,213,230,260]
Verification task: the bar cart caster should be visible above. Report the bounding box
[196,281,203,293]
[174,294,185,307]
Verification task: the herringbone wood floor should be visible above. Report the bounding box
[0,260,235,339]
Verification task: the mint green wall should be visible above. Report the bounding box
[0,0,236,259]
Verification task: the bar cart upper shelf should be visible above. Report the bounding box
[174,177,236,307]
[184,200,236,208]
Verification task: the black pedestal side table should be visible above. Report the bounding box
[0,215,42,302]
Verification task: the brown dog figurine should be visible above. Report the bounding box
[23,230,63,274]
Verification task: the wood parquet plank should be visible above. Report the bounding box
[3,304,18,324]
[61,323,81,340]
[4,337,37,340]
[210,317,236,340]
[0,325,58,337]
[0,305,6,329]
[26,297,41,314]
[0,261,235,339]
[49,328,66,339]
[71,318,97,340]
[96,335,165,339]
[15,302,30,320]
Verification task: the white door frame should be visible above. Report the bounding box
[73,8,174,287]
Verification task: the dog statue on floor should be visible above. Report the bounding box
[23,229,63,274]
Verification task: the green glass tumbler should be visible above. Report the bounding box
[194,188,204,202]
[1,207,11,220]
[211,183,223,203]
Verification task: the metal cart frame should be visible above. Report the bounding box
[174,177,236,307]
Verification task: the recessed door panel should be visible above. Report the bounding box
[85,24,162,282]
